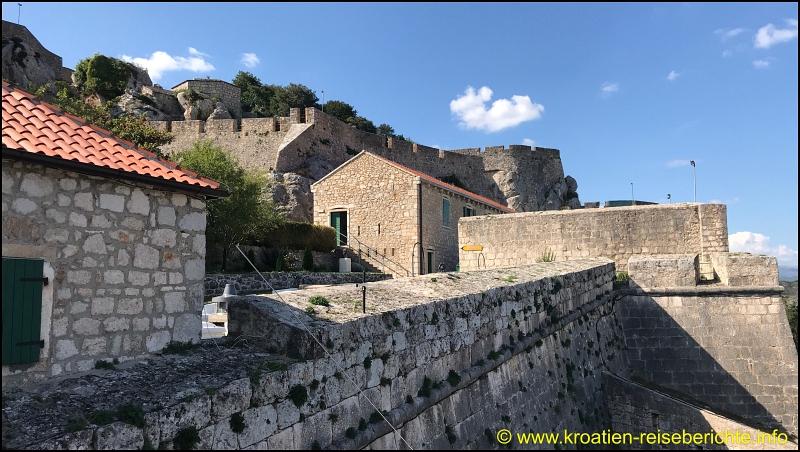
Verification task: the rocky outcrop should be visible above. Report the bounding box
[177,91,215,121]
[271,172,314,222]
[1,37,57,94]
[207,102,232,120]
[107,92,171,121]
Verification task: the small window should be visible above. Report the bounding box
[443,199,451,227]
[464,206,476,217]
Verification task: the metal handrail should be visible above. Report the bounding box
[336,232,411,277]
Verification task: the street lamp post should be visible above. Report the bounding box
[667,193,671,204]
[631,182,634,206]
[690,160,696,203]
[321,91,324,113]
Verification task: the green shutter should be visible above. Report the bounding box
[443,199,450,227]
[2,258,44,365]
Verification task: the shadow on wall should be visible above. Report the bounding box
[619,294,797,437]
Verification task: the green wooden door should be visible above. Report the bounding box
[330,212,347,246]
[2,257,44,365]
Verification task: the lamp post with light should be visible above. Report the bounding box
[690,160,696,203]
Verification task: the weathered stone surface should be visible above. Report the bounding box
[628,254,699,288]
[239,405,278,448]
[211,378,252,422]
[133,244,159,269]
[94,421,144,450]
[172,314,200,344]
[158,397,211,443]
[146,331,171,352]
[99,193,124,212]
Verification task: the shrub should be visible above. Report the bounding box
[230,412,246,434]
[537,249,556,263]
[117,403,145,428]
[302,243,314,271]
[253,222,336,252]
[308,296,330,307]
[275,253,286,272]
[288,385,308,407]
[173,426,201,450]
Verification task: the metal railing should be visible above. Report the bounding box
[336,232,411,277]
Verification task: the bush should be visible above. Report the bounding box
[253,222,335,252]
[302,243,314,271]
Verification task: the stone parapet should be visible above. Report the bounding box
[628,254,699,288]
[710,252,779,287]
[204,271,392,297]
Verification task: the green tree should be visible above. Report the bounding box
[73,54,136,100]
[302,243,314,271]
[233,71,274,117]
[323,100,357,123]
[270,83,319,117]
[346,115,377,134]
[377,123,395,137]
[173,140,283,271]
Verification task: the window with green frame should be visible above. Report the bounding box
[442,199,450,227]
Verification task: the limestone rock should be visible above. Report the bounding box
[1,38,57,94]
[271,172,314,223]
[565,175,578,194]
[207,102,232,120]
[108,92,170,121]
[184,105,198,121]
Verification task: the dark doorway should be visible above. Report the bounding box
[427,251,434,274]
[330,211,348,246]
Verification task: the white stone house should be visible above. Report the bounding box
[1,82,230,387]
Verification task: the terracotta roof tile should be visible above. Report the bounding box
[1,82,222,191]
[366,152,516,213]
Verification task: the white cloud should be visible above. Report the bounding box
[722,49,733,57]
[241,53,260,68]
[729,231,798,266]
[121,48,214,80]
[715,28,745,41]
[449,86,544,133]
[601,82,618,93]
[667,159,691,168]
[188,47,209,57]
[522,138,535,147]
[752,59,770,69]
[667,70,680,81]
[600,82,619,98]
[754,19,798,49]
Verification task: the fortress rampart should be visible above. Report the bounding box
[458,203,729,273]
[172,79,242,119]
[157,107,576,215]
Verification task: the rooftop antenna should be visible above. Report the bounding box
[17,3,22,24]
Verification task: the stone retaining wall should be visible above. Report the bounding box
[619,286,798,436]
[604,372,796,450]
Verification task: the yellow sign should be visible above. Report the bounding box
[461,245,483,251]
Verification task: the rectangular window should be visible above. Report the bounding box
[464,206,476,217]
[443,199,450,227]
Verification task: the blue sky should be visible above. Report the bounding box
[5,2,798,267]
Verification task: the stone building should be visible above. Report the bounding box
[1,82,230,387]
[311,151,514,276]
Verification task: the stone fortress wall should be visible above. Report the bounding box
[156,106,580,222]
[458,203,729,273]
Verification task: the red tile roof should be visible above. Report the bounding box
[367,152,516,213]
[1,82,224,193]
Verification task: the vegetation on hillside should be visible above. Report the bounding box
[72,54,139,100]
[32,81,173,158]
[173,140,284,271]
[233,71,409,139]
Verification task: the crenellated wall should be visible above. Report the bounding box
[156,107,578,216]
